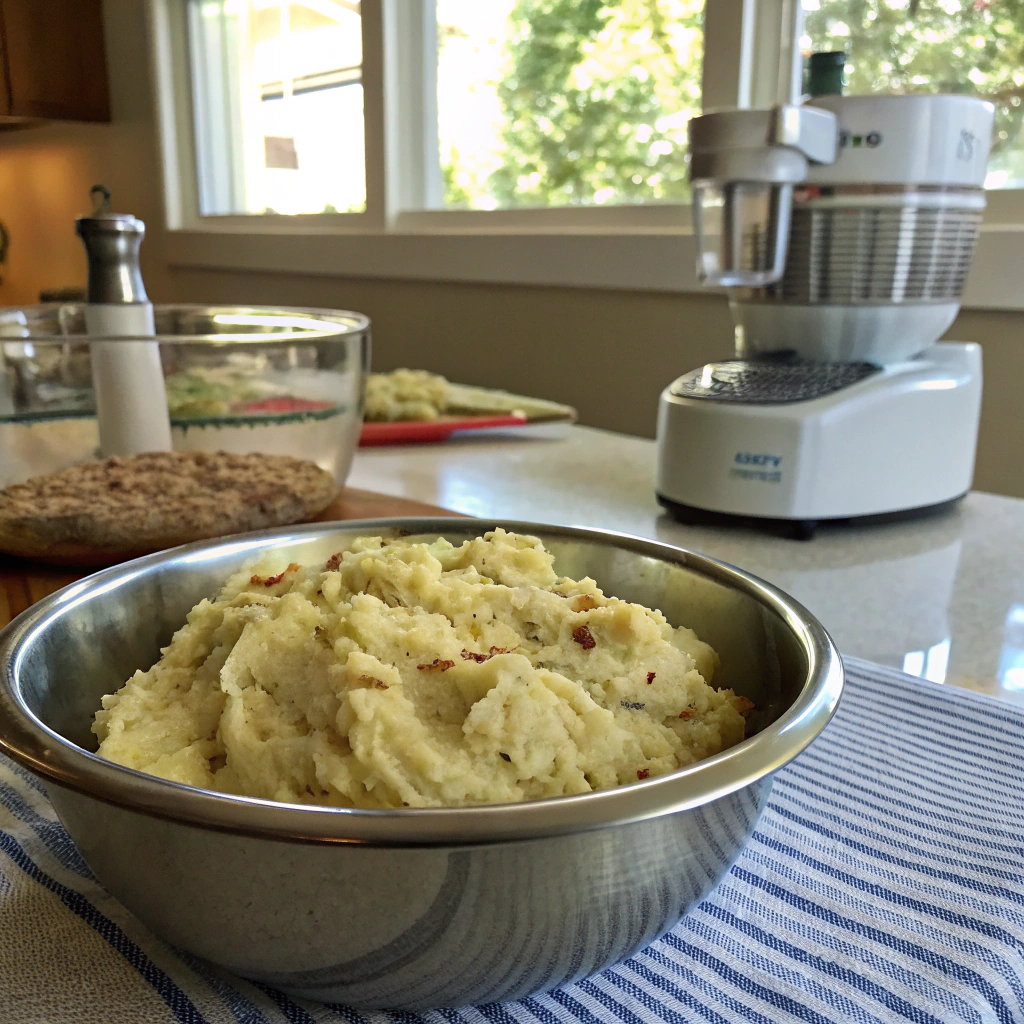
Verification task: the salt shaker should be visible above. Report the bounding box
[76,185,172,456]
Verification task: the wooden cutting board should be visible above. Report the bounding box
[0,487,461,631]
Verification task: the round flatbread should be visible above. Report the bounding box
[0,451,340,566]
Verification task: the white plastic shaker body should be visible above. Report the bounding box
[84,303,172,456]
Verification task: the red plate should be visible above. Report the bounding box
[360,413,529,446]
[241,397,335,414]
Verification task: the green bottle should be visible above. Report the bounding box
[806,51,847,97]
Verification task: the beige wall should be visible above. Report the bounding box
[0,0,171,308]
[947,309,1024,498]
[163,268,738,435]
[1,0,1022,496]
[162,270,1024,498]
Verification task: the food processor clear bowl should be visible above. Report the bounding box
[0,304,370,488]
[692,180,793,288]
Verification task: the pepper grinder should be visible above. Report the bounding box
[76,185,172,456]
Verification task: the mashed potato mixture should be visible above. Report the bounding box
[364,369,449,422]
[93,530,750,808]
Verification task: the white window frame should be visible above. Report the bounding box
[148,0,1024,309]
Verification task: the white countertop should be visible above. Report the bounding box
[349,424,1024,704]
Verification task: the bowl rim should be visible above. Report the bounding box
[0,518,844,847]
[0,302,371,343]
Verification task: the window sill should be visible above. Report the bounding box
[164,223,1024,311]
[164,227,704,293]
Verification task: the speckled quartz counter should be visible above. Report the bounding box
[349,424,1024,704]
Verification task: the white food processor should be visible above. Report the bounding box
[655,34,995,539]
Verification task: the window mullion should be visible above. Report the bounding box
[149,0,188,229]
[360,0,388,228]
[421,2,442,211]
[702,0,797,112]
[380,0,440,225]
[701,0,757,110]
[748,0,793,109]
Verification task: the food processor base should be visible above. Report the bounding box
[655,343,982,534]
[656,492,967,542]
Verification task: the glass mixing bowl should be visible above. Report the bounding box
[0,304,370,487]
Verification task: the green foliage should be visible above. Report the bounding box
[487,0,701,206]
[451,0,1023,208]
[806,0,1024,180]
[443,156,473,207]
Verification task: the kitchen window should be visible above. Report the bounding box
[188,0,367,216]
[435,0,702,211]
[150,0,1024,308]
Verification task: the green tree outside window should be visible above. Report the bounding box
[440,0,1022,209]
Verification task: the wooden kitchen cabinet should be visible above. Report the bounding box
[0,0,110,123]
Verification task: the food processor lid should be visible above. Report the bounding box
[804,94,995,188]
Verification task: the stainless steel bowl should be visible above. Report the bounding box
[0,519,842,1009]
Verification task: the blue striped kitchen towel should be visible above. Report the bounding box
[1,656,1022,1024]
